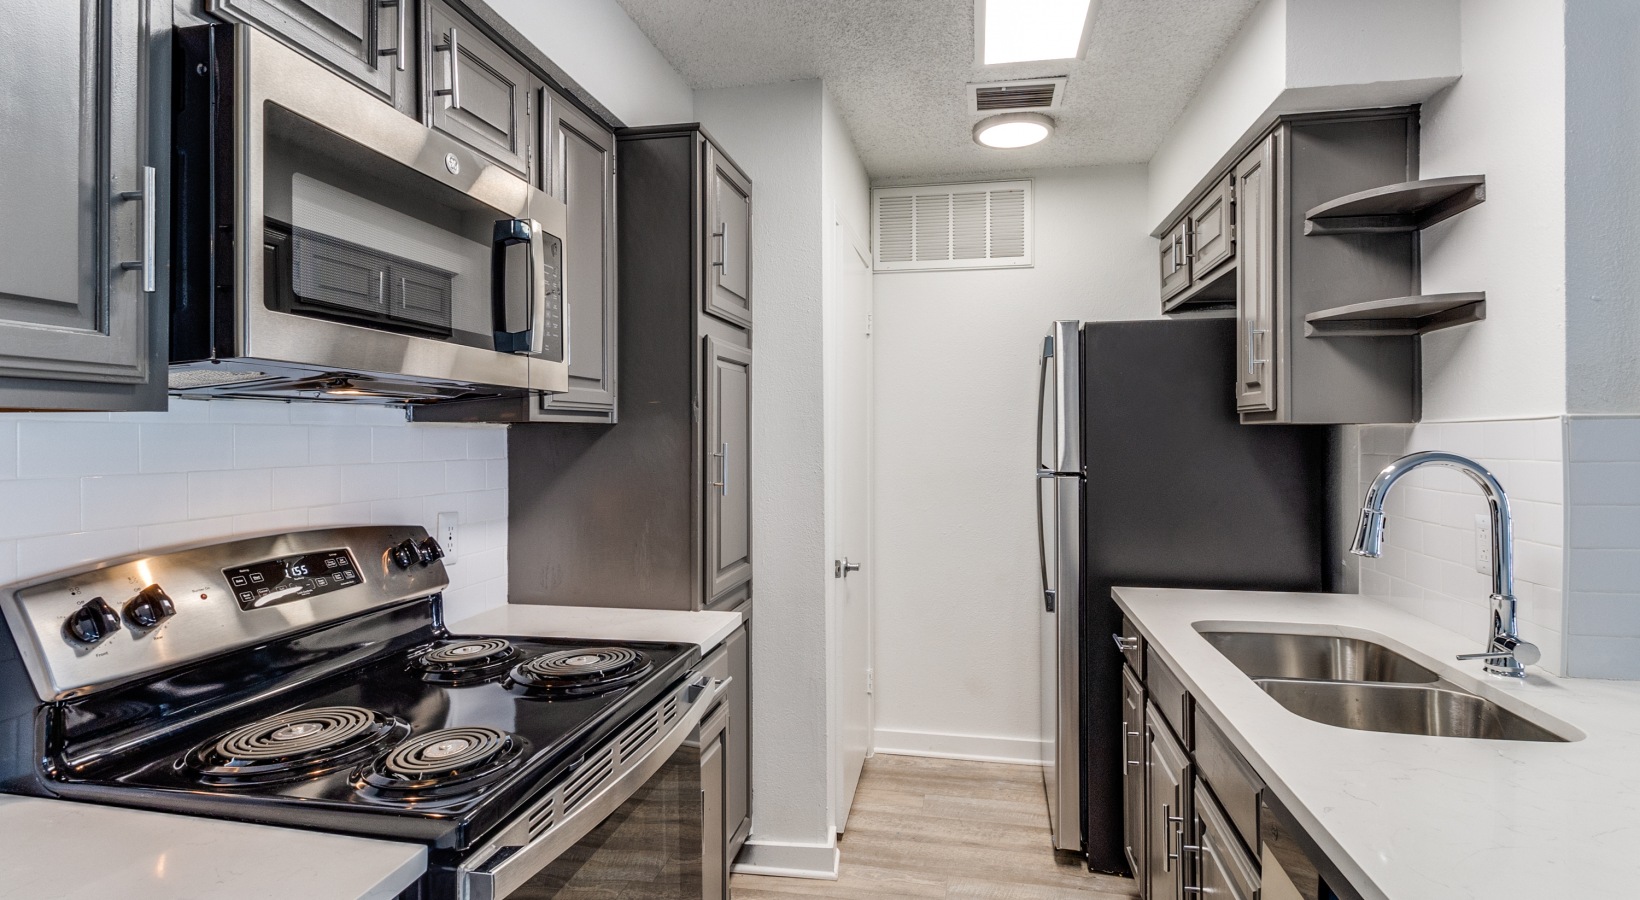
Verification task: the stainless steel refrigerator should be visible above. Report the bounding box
[1035,318,1330,872]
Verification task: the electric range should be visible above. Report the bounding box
[0,527,721,899]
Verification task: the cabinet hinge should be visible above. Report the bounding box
[865,313,873,337]
[866,668,874,695]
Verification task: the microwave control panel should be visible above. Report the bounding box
[540,234,564,363]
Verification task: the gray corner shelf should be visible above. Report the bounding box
[1304,292,1486,338]
[1304,175,1486,235]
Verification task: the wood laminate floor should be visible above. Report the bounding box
[730,755,1139,899]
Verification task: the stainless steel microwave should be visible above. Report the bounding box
[170,24,569,404]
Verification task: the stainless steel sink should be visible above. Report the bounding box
[1199,631,1439,684]
[1253,679,1567,743]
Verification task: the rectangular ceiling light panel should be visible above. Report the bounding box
[980,0,1096,65]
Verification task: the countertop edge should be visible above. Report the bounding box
[447,604,742,653]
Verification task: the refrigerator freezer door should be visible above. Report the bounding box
[1040,472,1082,851]
[1039,321,1082,475]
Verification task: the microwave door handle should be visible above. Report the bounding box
[491,218,546,354]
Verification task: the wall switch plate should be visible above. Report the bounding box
[1474,513,1491,574]
[438,511,459,564]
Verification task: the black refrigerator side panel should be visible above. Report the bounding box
[1078,317,1329,875]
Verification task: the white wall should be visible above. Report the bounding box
[695,81,836,866]
[485,0,693,125]
[1417,0,1567,421]
[0,399,508,620]
[871,166,1154,763]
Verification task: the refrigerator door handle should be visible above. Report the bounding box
[1036,467,1053,611]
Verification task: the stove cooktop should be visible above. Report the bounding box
[44,630,700,851]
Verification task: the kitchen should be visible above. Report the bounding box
[0,0,1631,898]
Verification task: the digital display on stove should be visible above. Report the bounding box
[224,549,360,610]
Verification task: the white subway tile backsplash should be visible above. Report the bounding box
[1569,417,1640,462]
[1564,634,1640,679]
[1570,504,1640,550]
[19,422,140,478]
[1569,462,1640,506]
[0,398,507,618]
[83,473,190,529]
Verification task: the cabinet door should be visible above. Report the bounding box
[704,337,753,601]
[208,0,416,115]
[426,0,532,178]
[1158,219,1191,308]
[699,701,730,900]
[1234,133,1278,414]
[1193,782,1259,900]
[1121,665,1147,882]
[534,91,617,420]
[703,142,753,328]
[1188,175,1235,285]
[725,621,752,856]
[0,0,152,392]
[1146,704,1189,900]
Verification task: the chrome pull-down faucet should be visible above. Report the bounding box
[1351,451,1539,678]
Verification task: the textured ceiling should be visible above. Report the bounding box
[614,0,1261,179]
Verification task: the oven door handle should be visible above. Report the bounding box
[460,674,729,900]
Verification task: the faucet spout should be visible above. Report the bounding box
[1353,451,1530,677]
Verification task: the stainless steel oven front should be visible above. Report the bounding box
[171,24,569,404]
[452,675,732,900]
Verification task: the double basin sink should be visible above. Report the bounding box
[1198,630,1567,743]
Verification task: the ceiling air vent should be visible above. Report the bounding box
[873,180,1033,272]
[968,78,1066,113]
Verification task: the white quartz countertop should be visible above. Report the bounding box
[0,794,424,900]
[1114,587,1640,900]
[448,604,741,653]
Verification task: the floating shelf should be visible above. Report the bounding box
[1304,175,1486,235]
[1304,292,1486,338]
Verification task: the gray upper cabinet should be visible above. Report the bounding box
[1187,176,1235,287]
[704,146,753,328]
[1158,219,1190,308]
[533,89,617,421]
[207,0,417,115]
[0,0,168,410]
[426,0,534,179]
[705,336,753,603]
[1233,134,1277,415]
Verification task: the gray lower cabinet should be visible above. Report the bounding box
[724,612,753,858]
[1120,664,1147,881]
[426,0,535,179]
[1146,702,1190,900]
[705,337,752,601]
[0,0,168,411]
[207,0,417,115]
[698,696,731,900]
[1192,781,1259,900]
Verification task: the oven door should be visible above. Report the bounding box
[174,25,568,395]
[458,676,730,900]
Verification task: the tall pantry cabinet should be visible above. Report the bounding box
[507,124,754,859]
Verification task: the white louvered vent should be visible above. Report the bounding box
[873,180,1033,272]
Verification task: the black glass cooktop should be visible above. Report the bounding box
[43,618,698,852]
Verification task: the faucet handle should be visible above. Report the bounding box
[1457,636,1541,667]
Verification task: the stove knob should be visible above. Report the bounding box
[391,539,420,570]
[123,584,176,629]
[416,537,444,566]
[65,597,121,644]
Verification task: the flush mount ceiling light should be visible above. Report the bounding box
[973,112,1054,149]
[978,0,1099,65]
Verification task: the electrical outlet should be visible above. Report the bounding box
[437,511,459,564]
[1474,513,1491,574]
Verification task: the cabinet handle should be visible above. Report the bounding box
[118,165,155,293]
[1123,729,1143,767]
[1171,234,1183,270]
[378,0,407,71]
[434,27,462,106]
[1246,326,1268,379]
[1112,634,1139,653]
[711,442,728,496]
[711,228,727,270]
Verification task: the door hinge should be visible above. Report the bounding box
[866,668,874,695]
[865,313,873,337]
[1042,335,1055,359]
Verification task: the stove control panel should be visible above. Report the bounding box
[123,585,176,628]
[223,549,360,610]
[64,597,120,644]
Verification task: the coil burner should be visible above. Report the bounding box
[355,726,526,801]
[189,705,410,785]
[415,638,521,684]
[507,647,652,698]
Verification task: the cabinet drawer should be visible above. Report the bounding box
[1144,646,1191,748]
[1116,613,1144,675]
[1193,706,1263,855]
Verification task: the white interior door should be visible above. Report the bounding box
[831,217,874,831]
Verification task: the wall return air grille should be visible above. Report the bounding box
[872,180,1033,272]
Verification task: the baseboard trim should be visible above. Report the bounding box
[873,728,1043,765]
[731,839,841,880]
